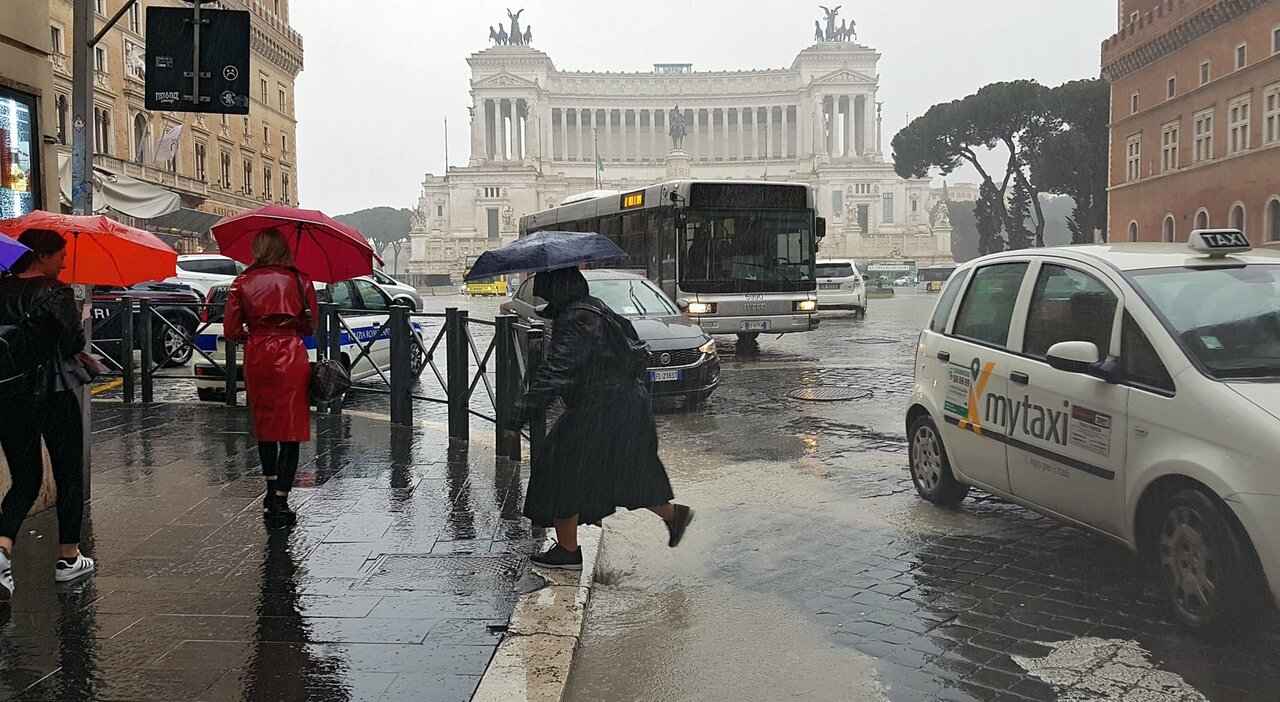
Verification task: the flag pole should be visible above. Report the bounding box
[444,118,450,179]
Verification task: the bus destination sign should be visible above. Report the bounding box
[621,191,645,209]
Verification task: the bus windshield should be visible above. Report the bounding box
[679,210,815,293]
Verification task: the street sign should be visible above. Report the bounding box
[145,6,250,114]
[72,116,85,132]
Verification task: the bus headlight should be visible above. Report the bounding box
[687,302,716,315]
[698,339,717,356]
[794,299,818,313]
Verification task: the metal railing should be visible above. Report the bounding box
[97,296,547,459]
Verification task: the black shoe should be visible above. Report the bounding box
[530,544,583,571]
[265,496,297,530]
[666,504,694,548]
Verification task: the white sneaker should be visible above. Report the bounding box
[54,554,95,583]
[0,548,12,600]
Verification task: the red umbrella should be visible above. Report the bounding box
[212,204,380,283]
[0,211,178,286]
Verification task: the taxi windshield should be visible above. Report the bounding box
[1129,264,1280,380]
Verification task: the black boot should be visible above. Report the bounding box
[262,479,277,512]
[265,494,296,530]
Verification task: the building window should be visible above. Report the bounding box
[1128,221,1138,242]
[93,106,111,153]
[94,46,107,72]
[128,3,141,33]
[95,0,105,15]
[1126,135,1141,181]
[1265,84,1280,144]
[1131,93,1139,115]
[195,142,207,182]
[50,25,64,55]
[263,166,273,201]
[281,171,290,205]
[1201,60,1210,86]
[243,117,250,137]
[487,208,500,240]
[483,187,501,198]
[1163,214,1176,243]
[56,95,68,145]
[1196,209,1209,230]
[132,113,150,163]
[260,74,269,103]
[263,125,269,145]
[1269,198,1280,242]
[882,192,895,223]
[1237,43,1248,70]
[1161,121,1179,172]
[436,205,444,217]
[1231,203,1246,234]
[281,134,288,154]
[1167,76,1176,100]
[278,85,287,111]
[220,152,231,188]
[832,190,843,219]
[1193,109,1214,162]
[1274,26,1280,55]
[242,160,253,195]
[1229,95,1251,153]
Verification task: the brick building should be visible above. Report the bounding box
[1102,0,1280,244]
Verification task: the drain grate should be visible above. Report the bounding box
[356,553,527,591]
[787,387,873,402]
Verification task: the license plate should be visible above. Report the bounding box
[651,369,682,382]
[819,283,841,290]
[743,321,770,331]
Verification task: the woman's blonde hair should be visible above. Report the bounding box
[250,229,295,268]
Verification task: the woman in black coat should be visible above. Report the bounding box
[504,267,693,570]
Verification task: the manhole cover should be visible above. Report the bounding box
[787,387,872,402]
[357,553,528,591]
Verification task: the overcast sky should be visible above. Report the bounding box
[289,0,1117,215]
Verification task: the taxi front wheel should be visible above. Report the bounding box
[909,415,969,507]
[1150,488,1269,633]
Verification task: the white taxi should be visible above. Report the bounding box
[815,259,868,317]
[908,230,1280,632]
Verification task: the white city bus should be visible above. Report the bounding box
[519,180,824,344]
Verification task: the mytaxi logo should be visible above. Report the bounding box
[957,358,995,436]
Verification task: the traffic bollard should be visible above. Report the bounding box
[445,308,470,443]
[138,298,153,404]
[494,314,520,459]
[389,304,412,427]
[120,295,134,404]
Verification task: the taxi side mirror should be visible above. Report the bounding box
[1046,341,1099,374]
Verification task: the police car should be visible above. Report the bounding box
[908,229,1280,631]
[192,277,425,402]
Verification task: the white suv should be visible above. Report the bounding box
[907,231,1280,632]
[815,259,867,317]
[166,254,245,298]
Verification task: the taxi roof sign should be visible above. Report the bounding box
[1189,229,1251,257]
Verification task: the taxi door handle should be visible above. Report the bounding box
[936,351,950,362]
[1011,371,1030,385]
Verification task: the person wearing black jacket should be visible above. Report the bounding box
[503,267,694,570]
[0,229,96,599]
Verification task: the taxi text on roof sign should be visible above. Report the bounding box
[1189,229,1250,256]
[621,191,645,209]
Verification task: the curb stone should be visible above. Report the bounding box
[472,525,603,702]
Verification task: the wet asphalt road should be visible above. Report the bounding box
[564,290,1280,702]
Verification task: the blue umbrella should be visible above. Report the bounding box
[464,231,626,281]
[0,235,30,272]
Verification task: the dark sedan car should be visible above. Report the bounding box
[502,270,721,405]
[91,281,203,368]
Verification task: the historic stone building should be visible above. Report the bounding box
[46,0,304,251]
[1102,0,1280,244]
[410,16,952,283]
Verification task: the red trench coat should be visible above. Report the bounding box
[223,265,319,442]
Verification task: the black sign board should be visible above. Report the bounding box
[145,7,251,114]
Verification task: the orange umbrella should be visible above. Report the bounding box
[0,211,178,286]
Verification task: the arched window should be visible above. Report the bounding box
[1268,198,1280,242]
[1195,209,1209,230]
[1128,221,1138,242]
[56,95,68,145]
[1231,203,1246,233]
[1163,214,1176,243]
[133,113,150,163]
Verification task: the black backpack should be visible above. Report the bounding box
[0,289,55,383]
[570,302,650,381]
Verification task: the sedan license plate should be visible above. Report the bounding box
[743,321,770,332]
[651,369,682,382]
[819,283,842,290]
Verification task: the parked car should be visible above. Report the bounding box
[815,259,867,316]
[367,269,423,311]
[501,270,720,405]
[907,229,1280,632]
[893,275,918,287]
[193,277,425,402]
[91,281,203,369]
[164,254,245,298]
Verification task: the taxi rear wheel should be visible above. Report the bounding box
[908,415,969,507]
[1151,488,1267,633]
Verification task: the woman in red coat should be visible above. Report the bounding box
[223,230,318,529]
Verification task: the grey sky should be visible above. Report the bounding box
[290,0,1117,215]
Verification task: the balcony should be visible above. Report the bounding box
[95,153,210,200]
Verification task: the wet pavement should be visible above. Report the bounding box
[0,403,537,701]
[567,290,1280,702]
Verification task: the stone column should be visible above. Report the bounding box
[484,99,496,161]
[578,108,588,162]
[634,110,643,162]
[524,100,539,162]
[652,109,661,161]
[825,97,835,158]
[842,97,853,158]
[557,108,567,161]
[496,100,508,161]
[766,106,775,159]
[737,107,746,161]
[853,96,864,157]
[619,109,628,162]
[693,108,702,160]
[470,95,485,165]
[780,106,790,159]
[750,107,759,160]
[873,97,883,158]
[512,100,523,160]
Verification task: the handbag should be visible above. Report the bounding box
[292,272,350,404]
[53,352,106,392]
